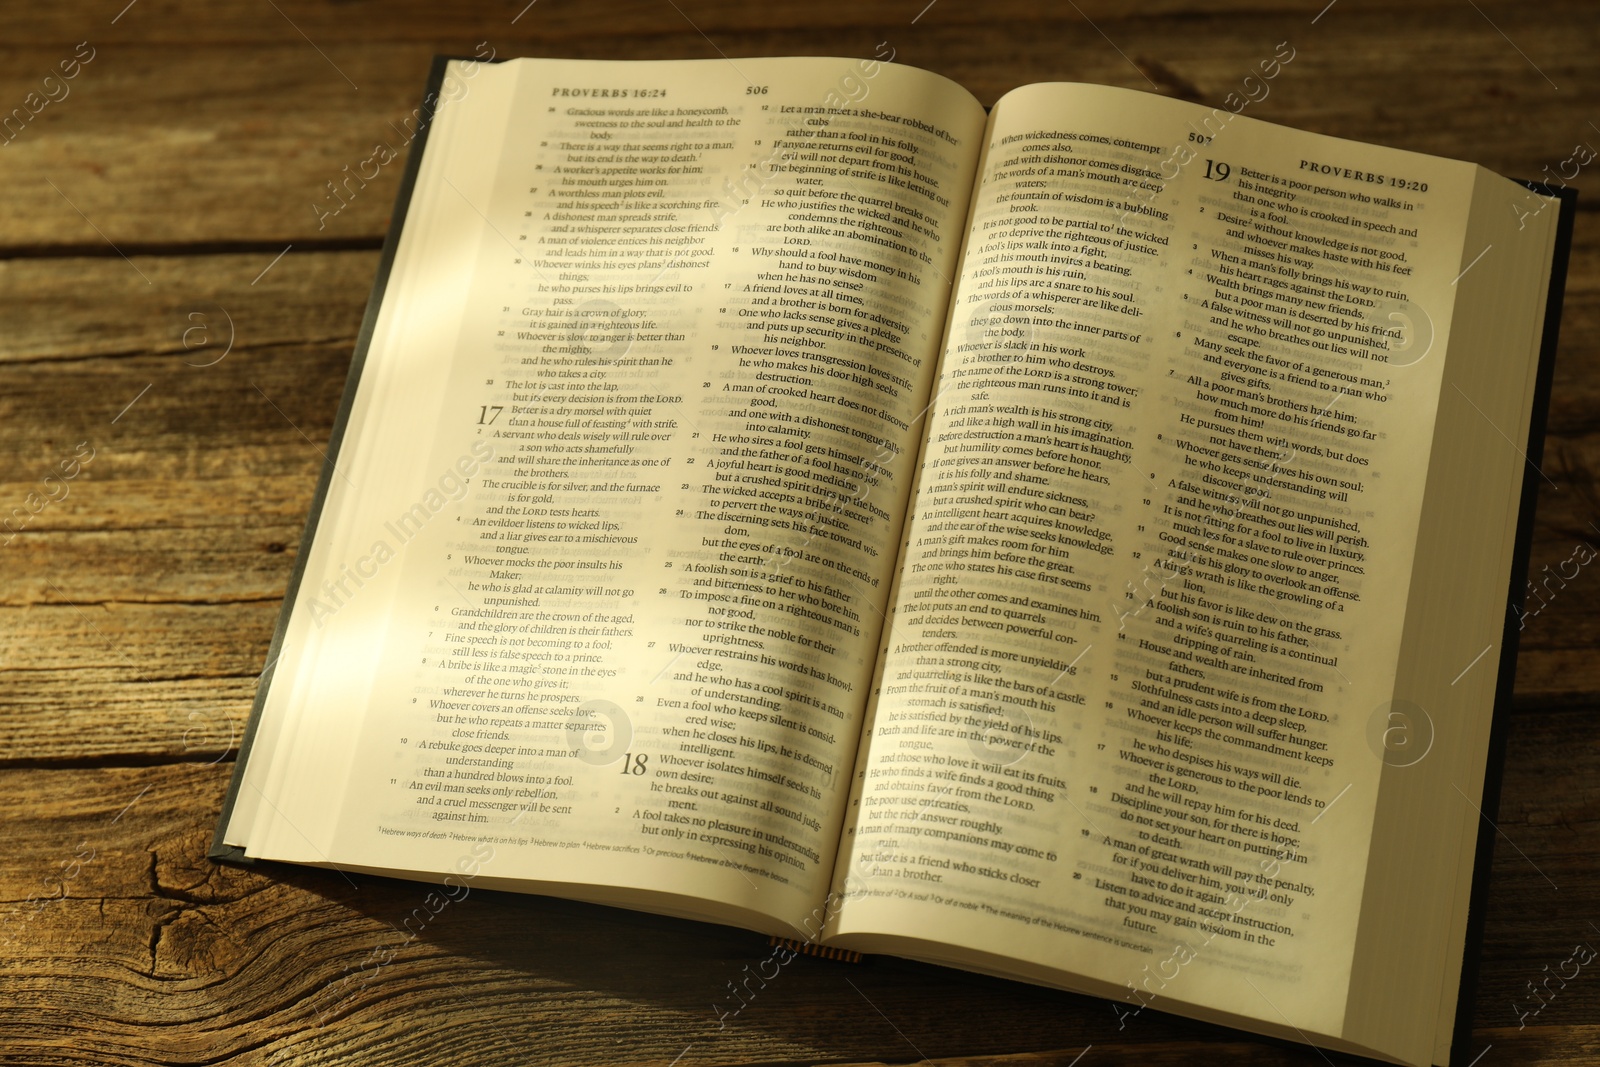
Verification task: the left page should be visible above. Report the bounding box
[221,55,988,936]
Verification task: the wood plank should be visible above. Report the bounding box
[1,705,1594,1066]
[0,0,1536,43]
[0,253,361,763]
[0,603,273,765]
[0,249,376,365]
[0,5,1596,245]
[0,325,350,610]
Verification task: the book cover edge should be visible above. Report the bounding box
[1445,181,1577,1067]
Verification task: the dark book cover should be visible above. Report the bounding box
[1446,181,1578,1067]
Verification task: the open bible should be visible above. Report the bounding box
[212,54,1574,1067]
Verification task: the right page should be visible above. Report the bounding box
[828,79,1493,1057]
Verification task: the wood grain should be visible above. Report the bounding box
[0,2,1596,246]
[0,250,376,365]
[0,745,1593,1067]
[3,2,1599,1064]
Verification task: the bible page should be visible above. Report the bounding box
[234,55,987,936]
[830,76,1482,1053]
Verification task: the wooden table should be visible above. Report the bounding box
[3,2,1597,1064]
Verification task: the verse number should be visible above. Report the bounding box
[620,752,649,776]
[1203,159,1230,181]
[745,85,769,95]
[478,405,503,425]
